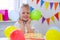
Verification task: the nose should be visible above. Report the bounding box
[25,12,28,15]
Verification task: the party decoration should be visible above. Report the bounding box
[0,10,8,21]
[59,3,60,7]
[10,30,25,40]
[30,6,34,12]
[54,2,58,10]
[42,17,45,23]
[32,0,34,2]
[46,28,60,40]
[36,0,40,4]
[25,33,43,39]
[30,10,42,20]
[51,16,55,23]
[59,12,60,20]
[4,10,8,21]
[8,10,19,21]
[54,12,59,21]
[0,13,3,21]
[41,12,60,25]
[4,26,17,38]
[32,0,60,10]
[50,2,53,9]
[45,2,49,9]
[46,18,50,25]
[40,0,44,6]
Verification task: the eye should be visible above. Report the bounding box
[27,12,29,14]
[22,12,25,14]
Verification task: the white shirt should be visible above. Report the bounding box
[14,21,40,33]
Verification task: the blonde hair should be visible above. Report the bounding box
[19,4,30,19]
[20,4,30,14]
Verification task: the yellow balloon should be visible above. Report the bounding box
[46,29,60,40]
[4,26,17,38]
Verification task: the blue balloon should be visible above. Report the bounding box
[30,7,34,12]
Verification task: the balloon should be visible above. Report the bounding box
[4,26,17,38]
[30,10,42,20]
[10,30,25,40]
[8,10,19,21]
[46,29,60,40]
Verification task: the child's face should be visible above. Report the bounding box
[20,7,30,21]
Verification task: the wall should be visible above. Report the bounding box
[28,0,60,34]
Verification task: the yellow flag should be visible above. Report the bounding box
[45,2,50,9]
[0,13,3,21]
[51,16,55,23]
[58,12,60,20]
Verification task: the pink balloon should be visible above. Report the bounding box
[10,30,25,40]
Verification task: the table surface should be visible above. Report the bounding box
[0,38,45,40]
[0,33,45,40]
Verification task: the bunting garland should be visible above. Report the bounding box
[32,0,60,10]
[41,12,60,25]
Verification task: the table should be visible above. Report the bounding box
[0,38,45,40]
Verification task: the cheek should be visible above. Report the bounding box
[27,14,30,17]
[21,14,24,17]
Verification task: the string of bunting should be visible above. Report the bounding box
[31,0,60,10]
[41,12,60,25]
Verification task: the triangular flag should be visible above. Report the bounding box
[30,6,34,12]
[32,0,34,2]
[40,0,44,6]
[51,16,55,23]
[45,2,50,9]
[54,2,58,10]
[42,17,45,23]
[50,2,53,9]
[46,18,50,25]
[59,3,60,7]
[58,12,60,20]
[54,12,59,21]
[36,0,40,4]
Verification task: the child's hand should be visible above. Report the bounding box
[18,19,24,25]
[26,18,31,24]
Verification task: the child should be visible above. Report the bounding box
[14,4,40,33]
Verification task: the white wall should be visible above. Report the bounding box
[28,0,60,34]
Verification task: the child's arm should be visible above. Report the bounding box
[26,19,34,33]
[18,20,25,33]
[26,23,34,33]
